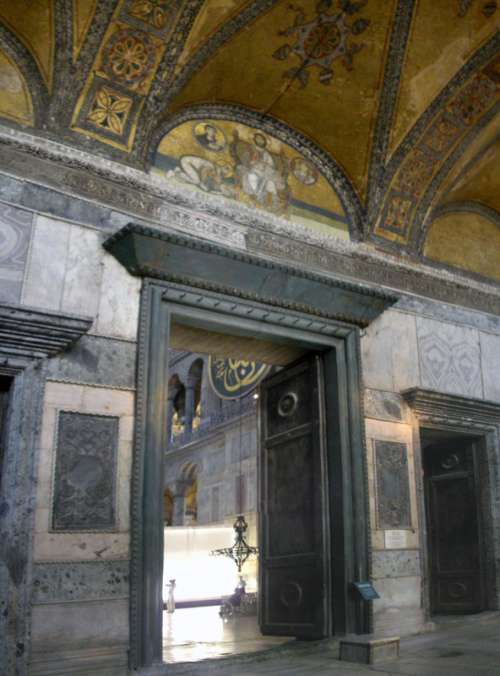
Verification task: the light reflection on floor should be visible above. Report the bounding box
[162,606,291,663]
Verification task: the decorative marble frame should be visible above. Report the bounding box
[49,410,120,533]
[402,388,500,620]
[130,277,373,669]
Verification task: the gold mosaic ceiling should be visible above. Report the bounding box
[0,0,498,283]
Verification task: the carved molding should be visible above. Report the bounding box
[104,223,398,328]
[402,388,500,428]
[0,302,92,367]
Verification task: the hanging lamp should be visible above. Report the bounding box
[211,369,258,572]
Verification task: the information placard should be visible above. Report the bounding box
[385,529,408,549]
[352,581,380,601]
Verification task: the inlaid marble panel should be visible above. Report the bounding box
[416,318,482,397]
[0,204,33,302]
[374,440,411,530]
[52,412,119,531]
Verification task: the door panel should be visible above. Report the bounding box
[259,356,329,638]
[424,440,483,614]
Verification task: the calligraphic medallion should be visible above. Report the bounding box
[208,356,270,399]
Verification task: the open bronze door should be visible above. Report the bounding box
[258,355,330,639]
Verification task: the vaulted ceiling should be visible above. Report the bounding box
[0,0,498,284]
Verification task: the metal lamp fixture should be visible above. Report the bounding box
[211,514,258,572]
[211,372,258,572]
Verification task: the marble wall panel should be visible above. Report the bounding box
[365,420,419,552]
[34,381,134,562]
[480,332,500,403]
[95,253,141,342]
[372,550,421,579]
[361,310,420,392]
[31,598,129,648]
[373,576,421,612]
[45,335,137,390]
[22,215,69,310]
[0,203,33,303]
[32,560,129,604]
[364,389,409,423]
[61,227,103,317]
[416,317,483,398]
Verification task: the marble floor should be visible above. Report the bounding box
[162,606,291,663]
[152,611,500,676]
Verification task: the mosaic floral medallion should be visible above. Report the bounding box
[87,86,133,135]
[103,29,155,85]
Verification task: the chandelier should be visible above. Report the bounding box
[211,514,258,572]
[210,373,258,572]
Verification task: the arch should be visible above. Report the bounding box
[163,488,173,526]
[146,103,365,241]
[423,209,500,283]
[0,23,49,127]
[0,46,33,126]
[188,357,203,422]
[373,34,499,249]
[180,461,198,483]
[179,462,198,525]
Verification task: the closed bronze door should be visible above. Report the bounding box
[424,440,483,614]
[258,355,329,638]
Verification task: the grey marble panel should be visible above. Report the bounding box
[361,311,419,392]
[0,204,33,302]
[32,560,129,604]
[45,335,136,389]
[374,440,411,529]
[23,215,70,310]
[372,550,420,579]
[61,226,103,317]
[416,318,482,398]
[364,389,409,423]
[480,332,500,403]
[52,412,119,531]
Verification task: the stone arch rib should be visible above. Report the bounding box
[0,23,50,128]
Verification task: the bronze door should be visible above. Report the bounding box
[258,355,329,638]
[424,440,483,614]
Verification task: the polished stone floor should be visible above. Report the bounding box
[156,611,500,675]
[162,606,290,663]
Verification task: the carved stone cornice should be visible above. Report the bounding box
[0,302,92,365]
[103,223,399,328]
[402,388,500,427]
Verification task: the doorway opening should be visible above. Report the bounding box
[159,308,346,664]
[421,428,486,615]
[0,375,13,487]
[162,346,294,662]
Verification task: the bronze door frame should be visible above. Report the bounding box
[131,278,372,669]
